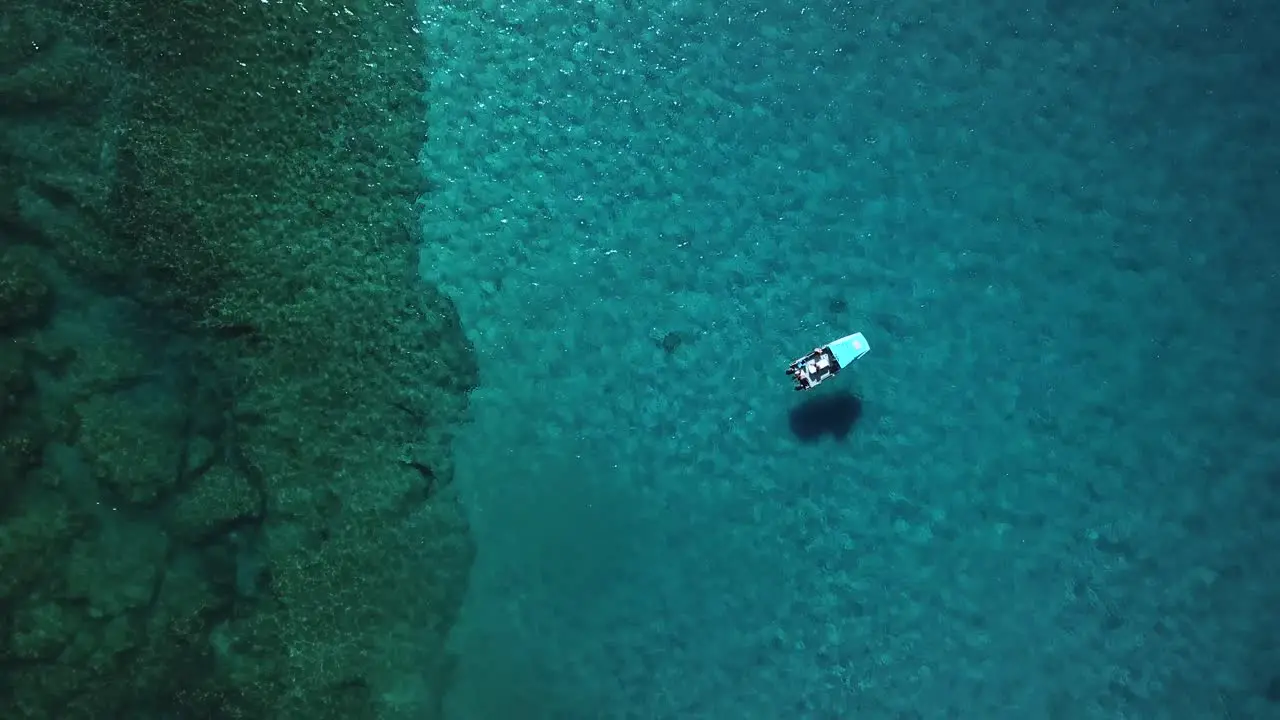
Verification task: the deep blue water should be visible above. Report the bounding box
[416,0,1280,717]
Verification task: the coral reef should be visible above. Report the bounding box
[0,1,475,717]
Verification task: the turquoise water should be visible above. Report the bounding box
[418,1,1280,718]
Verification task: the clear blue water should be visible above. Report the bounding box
[417,0,1280,717]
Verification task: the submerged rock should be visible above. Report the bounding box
[0,1,477,717]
